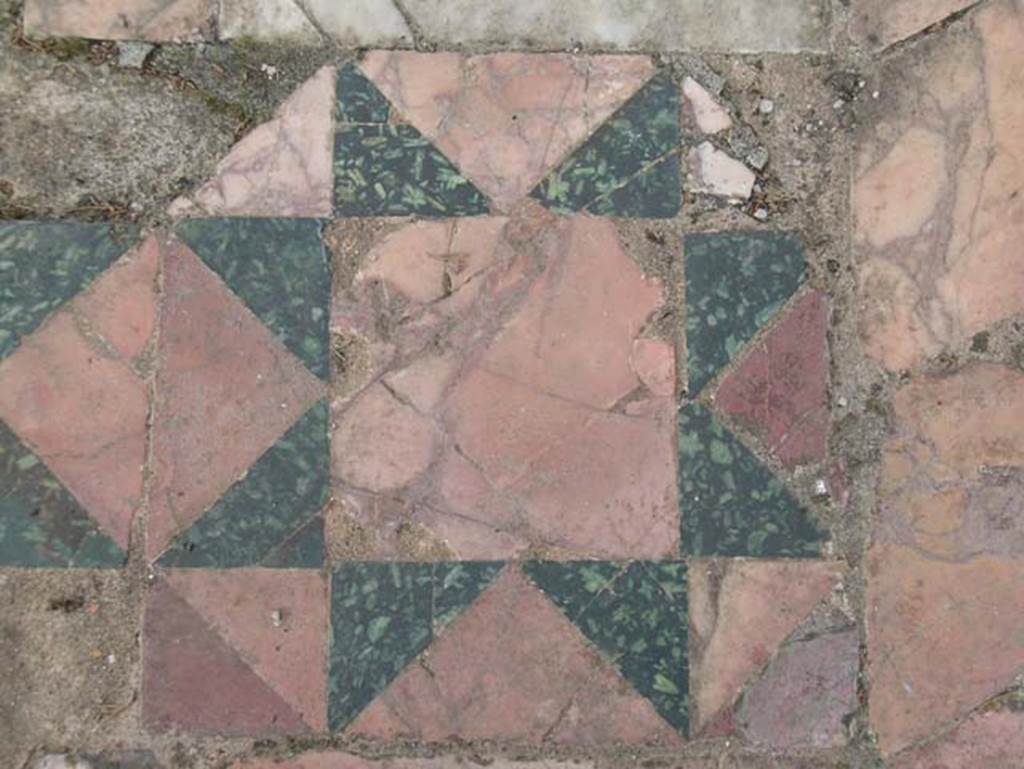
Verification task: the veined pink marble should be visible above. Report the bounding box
[360,52,655,211]
[23,0,213,41]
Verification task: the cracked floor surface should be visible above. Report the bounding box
[1,1,1023,769]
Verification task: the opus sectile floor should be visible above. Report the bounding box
[0,54,851,747]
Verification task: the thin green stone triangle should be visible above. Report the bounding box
[333,64,489,217]
[158,400,329,568]
[684,230,806,396]
[175,218,330,379]
[0,421,124,568]
[0,221,136,360]
[524,560,689,735]
[530,72,680,217]
[678,401,827,557]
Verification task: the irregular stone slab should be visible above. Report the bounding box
[688,558,841,731]
[866,543,1024,754]
[715,290,829,468]
[159,401,329,568]
[176,218,331,379]
[180,67,335,218]
[304,0,411,45]
[0,222,133,361]
[347,567,684,745]
[854,0,1024,371]
[531,73,680,218]
[0,421,123,568]
[737,626,859,747]
[878,363,1024,560]
[219,0,319,41]
[361,51,655,211]
[684,230,806,396]
[241,756,593,769]
[143,579,309,735]
[524,561,689,733]
[22,0,213,40]
[849,0,976,49]
[687,142,755,200]
[399,0,828,52]
[679,403,826,557]
[328,562,504,730]
[149,237,324,559]
[163,569,328,730]
[889,705,1024,769]
[682,77,732,134]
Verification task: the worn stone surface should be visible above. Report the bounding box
[23,0,214,40]
[888,704,1024,769]
[218,0,319,42]
[849,0,977,49]
[303,0,411,45]
[854,0,1024,371]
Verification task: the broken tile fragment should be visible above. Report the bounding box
[688,558,841,731]
[361,51,655,211]
[679,403,826,557]
[346,566,683,745]
[737,625,858,747]
[684,230,806,395]
[0,221,134,361]
[22,0,214,40]
[148,237,324,560]
[175,217,331,379]
[854,0,1024,370]
[181,67,335,217]
[531,72,680,217]
[682,77,732,134]
[687,141,755,200]
[715,290,829,467]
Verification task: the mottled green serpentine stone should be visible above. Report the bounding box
[524,560,689,735]
[0,221,136,360]
[175,218,330,379]
[678,402,826,557]
[684,230,806,396]
[158,401,329,568]
[531,72,680,217]
[336,63,392,124]
[328,561,505,731]
[0,421,124,567]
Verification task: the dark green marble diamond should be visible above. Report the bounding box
[158,400,329,569]
[175,218,331,379]
[336,63,391,124]
[0,221,136,360]
[684,230,806,395]
[333,124,490,217]
[0,421,124,568]
[524,560,689,735]
[678,402,826,557]
[531,72,680,217]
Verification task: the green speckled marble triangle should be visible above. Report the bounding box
[0,421,124,567]
[175,218,330,379]
[333,65,489,217]
[433,561,504,632]
[0,221,136,360]
[336,63,391,123]
[333,124,490,217]
[524,560,689,735]
[531,72,680,217]
[158,400,329,568]
[679,402,826,557]
[328,562,434,731]
[684,230,806,396]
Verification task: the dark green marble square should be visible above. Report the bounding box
[683,230,806,395]
[678,402,827,557]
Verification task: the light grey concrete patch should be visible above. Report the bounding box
[303,0,413,45]
[400,0,828,52]
[219,0,321,42]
